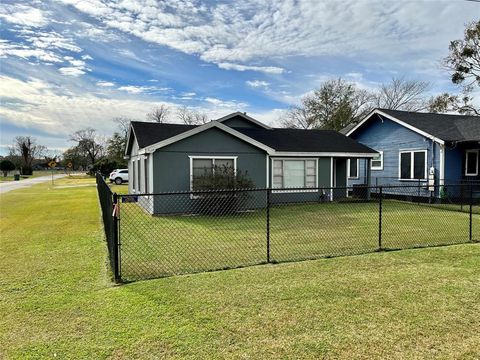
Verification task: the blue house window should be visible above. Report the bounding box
[465,150,479,176]
[399,150,427,180]
[348,159,359,179]
[371,151,383,170]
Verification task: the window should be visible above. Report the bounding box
[120,170,128,174]
[399,150,427,180]
[465,150,479,176]
[190,156,237,190]
[371,151,383,170]
[272,159,317,190]
[348,158,359,179]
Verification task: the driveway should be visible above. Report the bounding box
[0,174,67,194]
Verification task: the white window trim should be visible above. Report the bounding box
[398,149,428,181]
[189,156,238,195]
[347,158,359,179]
[271,158,318,193]
[371,151,383,171]
[465,150,479,176]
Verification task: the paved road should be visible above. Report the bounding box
[0,174,67,194]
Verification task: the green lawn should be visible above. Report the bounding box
[1,177,479,359]
[119,197,478,280]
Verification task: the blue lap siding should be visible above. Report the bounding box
[349,115,440,197]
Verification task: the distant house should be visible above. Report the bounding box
[345,108,480,197]
[124,112,377,214]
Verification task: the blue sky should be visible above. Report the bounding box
[0,0,478,154]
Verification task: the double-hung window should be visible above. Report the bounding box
[190,156,236,190]
[371,151,383,170]
[348,158,359,179]
[399,150,427,180]
[465,150,479,176]
[272,159,317,190]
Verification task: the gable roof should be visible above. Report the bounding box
[215,112,271,129]
[130,122,197,148]
[126,114,378,157]
[346,108,480,144]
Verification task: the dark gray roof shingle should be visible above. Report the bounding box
[378,109,480,142]
[131,121,197,148]
[130,121,377,154]
[236,127,377,153]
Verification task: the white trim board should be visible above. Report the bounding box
[346,109,445,145]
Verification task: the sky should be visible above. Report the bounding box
[0,0,478,154]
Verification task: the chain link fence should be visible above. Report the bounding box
[96,176,479,282]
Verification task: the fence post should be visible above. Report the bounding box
[378,186,383,251]
[112,192,121,282]
[469,184,473,242]
[266,188,271,263]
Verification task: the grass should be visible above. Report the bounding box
[119,196,479,280]
[0,170,59,182]
[1,177,479,358]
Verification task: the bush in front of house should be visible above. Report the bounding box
[192,165,255,215]
[0,159,16,177]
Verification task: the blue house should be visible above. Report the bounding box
[125,112,377,214]
[345,108,480,198]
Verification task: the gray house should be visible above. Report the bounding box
[125,112,377,214]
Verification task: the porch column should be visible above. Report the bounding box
[366,158,371,200]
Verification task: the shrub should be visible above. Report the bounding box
[191,166,255,215]
[0,159,16,177]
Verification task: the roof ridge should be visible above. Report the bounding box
[378,108,480,118]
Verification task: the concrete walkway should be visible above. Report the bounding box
[0,174,67,194]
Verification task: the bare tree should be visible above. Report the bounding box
[113,117,133,139]
[69,128,104,166]
[10,136,46,175]
[146,104,170,123]
[280,105,315,129]
[177,106,209,125]
[373,77,431,112]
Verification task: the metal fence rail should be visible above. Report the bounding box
[96,178,479,282]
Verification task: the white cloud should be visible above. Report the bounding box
[246,80,270,88]
[117,85,171,94]
[97,81,115,87]
[0,75,256,142]
[0,42,63,63]
[58,67,86,76]
[218,63,284,74]
[204,97,247,109]
[55,0,477,76]
[0,4,48,27]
